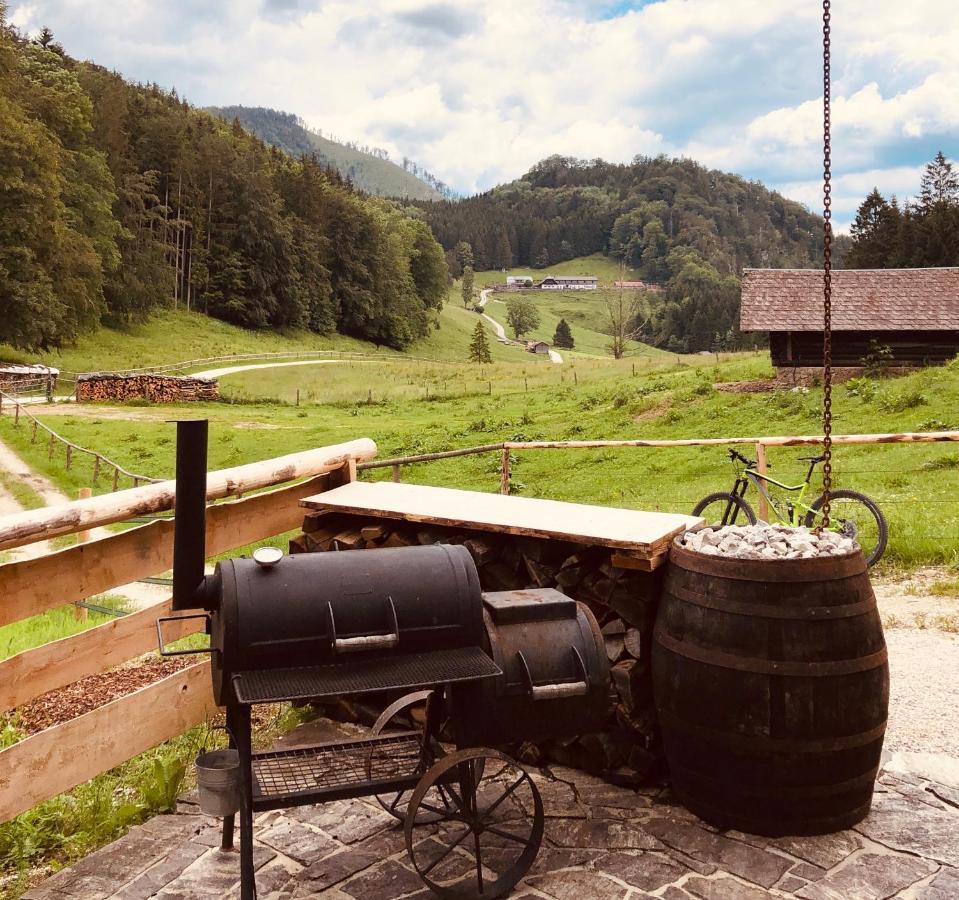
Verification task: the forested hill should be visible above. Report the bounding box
[419,155,823,276]
[416,155,825,353]
[0,15,447,353]
[208,106,448,202]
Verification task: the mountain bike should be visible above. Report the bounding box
[692,448,888,566]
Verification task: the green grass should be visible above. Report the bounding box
[4,354,958,566]
[0,597,130,661]
[0,472,44,511]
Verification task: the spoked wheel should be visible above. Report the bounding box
[369,690,452,824]
[692,491,758,526]
[804,488,888,567]
[405,748,544,900]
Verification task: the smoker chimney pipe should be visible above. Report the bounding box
[172,419,212,610]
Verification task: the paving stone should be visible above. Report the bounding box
[789,861,827,881]
[528,774,588,818]
[340,859,424,899]
[855,795,959,867]
[763,831,862,871]
[293,844,383,893]
[684,875,776,900]
[257,816,339,865]
[794,851,937,900]
[291,799,393,843]
[22,875,118,900]
[643,818,792,889]
[927,783,959,810]
[580,784,653,811]
[157,845,276,899]
[546,818,664,851]
[779,875,810,893]
[916,867,959,898]
[112,840,210,899]
[661,888,696,900]
[526,868,631,899]
[63,827,174,884]
[597,850,690,891]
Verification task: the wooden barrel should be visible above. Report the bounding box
[651,539,889,836]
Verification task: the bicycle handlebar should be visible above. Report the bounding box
[728,448,754,467]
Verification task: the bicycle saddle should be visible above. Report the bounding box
[798,454,827,463]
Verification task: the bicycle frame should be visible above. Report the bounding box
[727,457,825,527]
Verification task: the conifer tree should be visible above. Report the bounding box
[553,318,574,349]
[920,151,958,210]
[461,265,474,307]
[468,319,492,363]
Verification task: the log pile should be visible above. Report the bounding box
[76,373,219,403]
[291,511,666,786]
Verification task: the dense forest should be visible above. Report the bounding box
[416,155,826,352]
[846,152,959,269]
[207,106,452,202]
[0,10,447,352]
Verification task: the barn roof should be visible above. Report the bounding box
[740,268,959,332]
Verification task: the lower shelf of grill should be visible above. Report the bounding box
[252,731,426,809]
[232,646,500,704]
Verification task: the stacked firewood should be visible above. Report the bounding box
[291,512,665,785]
[76,374,219,403]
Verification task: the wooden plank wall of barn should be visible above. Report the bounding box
[770,330,959,367]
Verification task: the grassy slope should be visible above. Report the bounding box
[471,254,660,356]
[4,354,958,566]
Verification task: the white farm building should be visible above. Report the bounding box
[537,276,598,291]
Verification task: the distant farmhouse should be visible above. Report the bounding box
[538,276,598,291]
[506,275,534,287]
[525,340,551,355]
[741,268,959,370]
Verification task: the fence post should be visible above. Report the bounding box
[92,455,101,483]
[14,403,19,426]
[74,487,93,621]
[31,420,37,442]
[391,464,402,483]
[112,466,119,492]
[48,432,55,459]
[65,445,72,470]
[755,442,769,522]
[500,449,511,495]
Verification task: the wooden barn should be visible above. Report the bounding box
[741,267,959,369]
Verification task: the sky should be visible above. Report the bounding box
[8,0,958,229]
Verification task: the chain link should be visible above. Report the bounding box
[820,0,833,530]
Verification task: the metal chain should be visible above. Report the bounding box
[820,0,833,530]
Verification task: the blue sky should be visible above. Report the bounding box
[8,0,957,229]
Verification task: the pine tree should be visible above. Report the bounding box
[468,319,492,363]
[553,318,574,349]
[920,151,958,210]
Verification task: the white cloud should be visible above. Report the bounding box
[9,0,958,223]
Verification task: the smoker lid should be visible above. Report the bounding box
[482,588,577,625]
[231,646,501,705]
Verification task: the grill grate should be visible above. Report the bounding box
[252,732,425,804]
[232,646,500,704]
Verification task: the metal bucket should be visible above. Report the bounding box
[195,749,241,817]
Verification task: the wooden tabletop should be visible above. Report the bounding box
[301,481,701,557]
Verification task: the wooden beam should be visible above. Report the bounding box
[0,473,330,628]
[0,662,216,824]
[755,442,769,522]
[0,438,376,551]
[0,597,205,714]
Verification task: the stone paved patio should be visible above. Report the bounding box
[23,719,959,900]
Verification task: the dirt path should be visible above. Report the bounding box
[192,358,346,379]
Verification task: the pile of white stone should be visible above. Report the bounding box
[680,523,857,560]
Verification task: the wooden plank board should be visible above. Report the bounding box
[302,481,701,556]
[0,662,216,824]
[0,473,329,628]
[0,597,205,714]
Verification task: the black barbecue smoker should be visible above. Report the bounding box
[157,421,610,899]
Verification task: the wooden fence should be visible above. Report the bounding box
[0,390,159,490]
[0,437,376,824]
[360,430,959,520]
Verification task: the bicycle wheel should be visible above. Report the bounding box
[692,492,757,527]
[803,489,888,567]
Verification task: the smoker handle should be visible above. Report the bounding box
[517,647,591,701]
[328,597,400,654]
[156,614,214,657]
